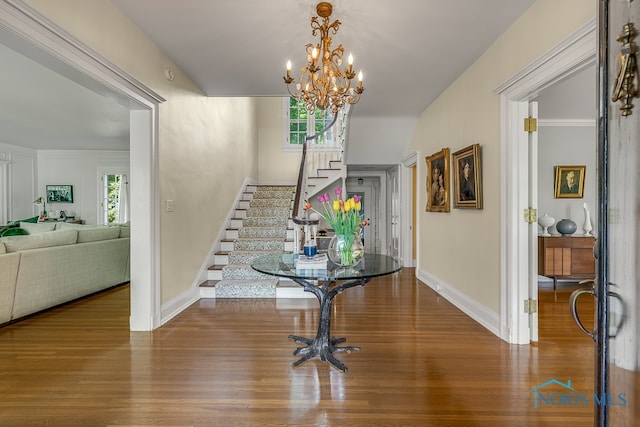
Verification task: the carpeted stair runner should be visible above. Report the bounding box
[211,185,295,298]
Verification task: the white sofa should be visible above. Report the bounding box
[0,222,130,325]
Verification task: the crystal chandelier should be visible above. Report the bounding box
[283,2,364,114]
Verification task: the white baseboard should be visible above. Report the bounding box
[416,267,501,338]
[161,287,200,326]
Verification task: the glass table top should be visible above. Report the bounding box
[250,252,403,281]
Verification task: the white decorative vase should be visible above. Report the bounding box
[583,203,593,236]
[538,213,555,236]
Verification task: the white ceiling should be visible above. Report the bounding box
[1,0,539,150]
[111,0,535,118]
[536,65,597,120]
[0,42,130,150]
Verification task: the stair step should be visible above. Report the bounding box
[198,279,314,299]
[221,239,235,251]
[222,263,273,280]
[225,228,239,239]
[241,217,289,227]
[228,250,281,264]
[214,251,230,264]
[249,198,292,208]
[238,227,287,239]
[233,238,286,251]
[215,279,278,298]
[316,168,342,178]
[246,207,291,218]
[251,190,295,200]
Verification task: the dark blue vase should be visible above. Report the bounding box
[556,219,577,236]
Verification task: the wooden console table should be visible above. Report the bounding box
[538,235,596,290]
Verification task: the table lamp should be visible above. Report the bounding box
[33,196,46,220]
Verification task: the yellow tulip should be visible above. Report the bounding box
[333,200,340,211]
[355,202,361,211]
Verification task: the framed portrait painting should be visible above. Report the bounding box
[554,165,585,198]
[452,144,483,209]
[425,148,450,212]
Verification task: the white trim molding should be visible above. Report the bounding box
[538,119,596,127]
[400,151,418,267]
[495,18,596,344]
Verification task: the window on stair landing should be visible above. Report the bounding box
[284,97,336,148]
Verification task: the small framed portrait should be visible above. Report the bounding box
[425,147,450,212]
[452,144,483,209]
[46,185,74,203]
[554,166,585,198]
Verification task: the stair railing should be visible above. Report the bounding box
[292,108,348,253]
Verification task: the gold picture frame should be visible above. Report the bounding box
[554,165,585,198]
[452,144,483,209]
[426,148,450,212]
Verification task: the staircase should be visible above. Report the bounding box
[305,159,344,201]
[201,184,299,298]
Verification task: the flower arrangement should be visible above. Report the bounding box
[304,187,368,265]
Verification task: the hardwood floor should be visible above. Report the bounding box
[0,269,599,426]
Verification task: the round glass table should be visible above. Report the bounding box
[251,253,402,372]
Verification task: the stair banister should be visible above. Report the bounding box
[291,112,339,253]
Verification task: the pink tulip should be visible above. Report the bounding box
[334,188,342,196]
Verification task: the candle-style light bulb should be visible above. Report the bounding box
[348,53,353,65]
[358,71,363,82]
[312,47,318,59]
[286,60,292,71]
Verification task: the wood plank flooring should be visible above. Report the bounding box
[0,269,601,426]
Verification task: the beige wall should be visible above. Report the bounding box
[25,0,259,303]
[257,97,299,183]
[407,0,596,313]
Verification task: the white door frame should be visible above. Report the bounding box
[495,19,596,344]
[0,0,164,331]
[401,152,418,267]
[0,159,8,225]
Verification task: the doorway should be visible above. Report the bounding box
[346,175,380,254]
[496,19,597,344]
[0,2,162,331]
[533,65,597,341]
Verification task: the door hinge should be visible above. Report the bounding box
[524,117,538,132]
[524,208,537,224]
[524,299,538,314]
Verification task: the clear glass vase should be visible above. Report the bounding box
[327,232,364,267]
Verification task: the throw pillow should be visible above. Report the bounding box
[1,229,78,253]
[57,222,88,230]
[77,226,121,243]
[20,221,56,234]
